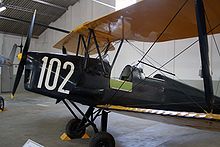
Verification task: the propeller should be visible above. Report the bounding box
[12,10,37,97]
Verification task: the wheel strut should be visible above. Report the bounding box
[62,98,114,146]
[101,110,108,132]
[63,99,99,133]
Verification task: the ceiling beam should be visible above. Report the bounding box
[0,15,70,34]
[0,30,39,38]
[32,0,67,11]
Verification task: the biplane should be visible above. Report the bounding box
[0,43,20,66]
[0,41,22,111]
[11,0,220,146]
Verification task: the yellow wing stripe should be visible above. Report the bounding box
[97,105,220,120]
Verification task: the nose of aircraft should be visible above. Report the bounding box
[17,53,22,61]
[12,10,36,97]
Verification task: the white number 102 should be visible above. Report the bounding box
[37,56,75,94]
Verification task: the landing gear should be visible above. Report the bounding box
[0,96,4,111]
[62,99,115,147]
[90,132,115,147]
[66,119,85,139]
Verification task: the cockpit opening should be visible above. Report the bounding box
[119,65,145,82]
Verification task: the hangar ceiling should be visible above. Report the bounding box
[0,0,79,38]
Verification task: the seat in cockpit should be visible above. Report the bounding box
[119,65,145,81]
[119,65,132,81]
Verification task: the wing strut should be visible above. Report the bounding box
[62,46,67,54]
[83,31,91,70]
[104,43,111,55]
[195,0,214,113]
[77,29,111,75]
[111,39,124,68]
[76,34,82,56]
[90,29,106,74]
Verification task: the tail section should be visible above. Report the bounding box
[9,44,18,63]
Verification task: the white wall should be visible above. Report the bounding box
[34,0,115,53]
[0,34,37,70]
[111,35,220,80]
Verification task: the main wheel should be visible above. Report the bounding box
[66,119,85,139]
[0,96,4,111]
[89,132,115,147]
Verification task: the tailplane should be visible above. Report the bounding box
[8,44,18,63]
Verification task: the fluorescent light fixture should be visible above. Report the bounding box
[92,0,116,9]
[116,0,136,10]
[0,6,6,12]
[32,0,67,10]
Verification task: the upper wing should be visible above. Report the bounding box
[54,0,220,54]
[53,22,116,55]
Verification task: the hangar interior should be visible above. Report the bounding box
[0,0,220,147]
[0,0,220,94]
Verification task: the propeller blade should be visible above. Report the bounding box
[12,10,37,96]
[12,62,25,96]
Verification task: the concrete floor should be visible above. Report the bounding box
[1,93,220,147]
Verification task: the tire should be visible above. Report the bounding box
[89,132,115,147]
[0,96,4,111]
[66,119,85,139]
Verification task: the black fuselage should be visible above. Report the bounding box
[24,52,220,114]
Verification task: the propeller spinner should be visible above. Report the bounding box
[12,10,37,96]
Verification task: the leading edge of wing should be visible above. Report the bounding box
[53,22,116,55]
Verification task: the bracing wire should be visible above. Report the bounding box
[108,0,189,103]
[138,0,189,63]
[204,9,220,99]
[126,39,188,83]
[204,12,220,57]
[126,40,166,77]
